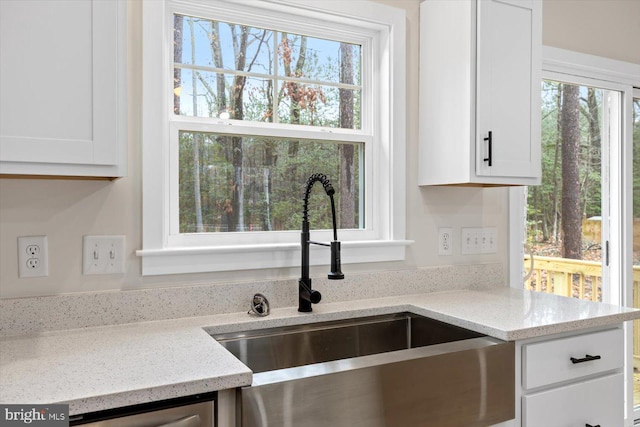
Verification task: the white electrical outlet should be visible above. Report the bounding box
[83,235,126,275]
[18,236,49,278]
[438,227,453,255]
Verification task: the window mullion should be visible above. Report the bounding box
[175,63,273,82]
[175,62,364,92]
[171,116,372,143]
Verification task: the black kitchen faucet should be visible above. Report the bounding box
[298,173,344,312]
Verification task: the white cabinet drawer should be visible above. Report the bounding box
[523,328,623,390]
[523,373,623,427]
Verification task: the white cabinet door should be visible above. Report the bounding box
[476,0,541,180]
[0,0,126,178]
[418,0,540,186]
[523,373,623,427]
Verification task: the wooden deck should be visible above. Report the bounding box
[635,370,640,406]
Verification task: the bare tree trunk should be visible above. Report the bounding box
[207,26,268,232]
[291,36,306,125]
[584,88,601,218]
[532,186,545,241]
[229,25,250,231]
[282,35,307,158]
[263,54,275,229]
[561,83,582,259]
[189,18,204,232]
[210,21,227,116]
[173,15,183,115]
[551,85,561,243]
[232,140,244,232]
[339,43,355,229]
[263,169,272,231]
[587,89,601,158]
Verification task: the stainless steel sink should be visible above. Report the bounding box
[212,312,514,427]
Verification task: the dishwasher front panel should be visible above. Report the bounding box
[77,401,214,427]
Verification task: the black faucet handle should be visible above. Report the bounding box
[309,289,322,304]
[299,279,322,312]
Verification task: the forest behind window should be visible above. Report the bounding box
[527,80,605,263]
[524,80,612,302]
[173,14,363,234]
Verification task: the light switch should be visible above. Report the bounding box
[83,235,126,275]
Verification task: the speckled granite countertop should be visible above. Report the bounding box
[1,287,638,416]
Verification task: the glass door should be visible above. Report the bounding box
[509,54,639,424]
[523,79,619,303]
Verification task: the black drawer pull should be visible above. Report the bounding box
[483,131,492,166]
[570,354,601,364]
[585,424,600,427]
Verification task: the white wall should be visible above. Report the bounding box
[543,0,640,65]
[2,0,636,299]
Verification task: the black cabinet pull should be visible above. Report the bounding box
[483,131,492,166]
[585,424,600,427]
[570,354,601,364]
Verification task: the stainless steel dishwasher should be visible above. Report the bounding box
[74,401,214,427]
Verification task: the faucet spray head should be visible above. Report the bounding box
[328,240,344,280]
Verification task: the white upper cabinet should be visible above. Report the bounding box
[419,0,541,186]
[0,0,126,178]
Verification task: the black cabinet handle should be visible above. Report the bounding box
[585,424,600,427]
[570,354,601,364]
[483,131,492,166]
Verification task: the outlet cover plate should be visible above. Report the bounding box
[438,227,453,255]
[461,227,481,255]
[18,235,49,278]
[461,227,497,254]
[481,227,497,254]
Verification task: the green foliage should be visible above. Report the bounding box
[179,132,361,233]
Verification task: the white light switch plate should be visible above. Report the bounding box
[461,227,497,254]
[83,235,126,275]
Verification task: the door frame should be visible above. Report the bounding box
[508,46,640,425]
[632,87,640,423]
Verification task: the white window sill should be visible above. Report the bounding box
[136,240,413,276]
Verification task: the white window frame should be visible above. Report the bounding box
[632,87,640,424]
[138,0,409,275]
[508,46,640,425]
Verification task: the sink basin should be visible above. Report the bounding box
[213,312,483,373]
[212,312,514,427]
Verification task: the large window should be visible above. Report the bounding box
[172,15,363,235]
[139,0,407,275]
